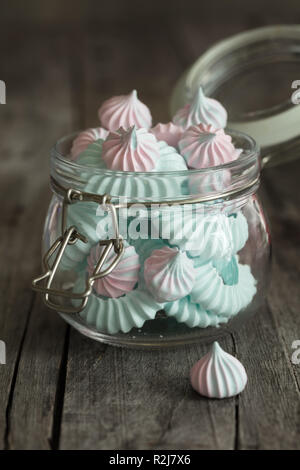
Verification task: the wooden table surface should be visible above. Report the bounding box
[0,15,300,450]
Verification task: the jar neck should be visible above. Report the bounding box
[50,131,260,207]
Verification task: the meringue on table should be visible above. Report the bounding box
[190,341,248,399]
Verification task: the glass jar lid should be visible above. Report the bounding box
[171,25,300,167]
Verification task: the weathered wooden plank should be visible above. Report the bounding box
[0,30,73,449]
[233,303,300,449]
[231,161,300,449]
[60,332,236,450]
[261,161,300,386]
[7,298,68,450]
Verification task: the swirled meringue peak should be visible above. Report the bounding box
[102,126,160,171]
[150,122,184,148]
[144,246,196,303]
[87,241,140,298]
[173,86,227,129]
[98,89,152,130]
[71,127,109,160]
[190,341,248,399]
[179,123,242,169]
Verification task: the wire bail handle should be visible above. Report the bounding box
[32,189,124,314]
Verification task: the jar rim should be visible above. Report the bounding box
[51,128,260,178]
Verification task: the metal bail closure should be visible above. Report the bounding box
[89,238,125,284]
[32,225,91,313]
[32,189,125,314]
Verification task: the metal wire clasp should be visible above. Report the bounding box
[32,189,124,314]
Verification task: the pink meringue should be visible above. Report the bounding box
[150,122,184,148]
[87,242,140,298]
[179,124,242,169]
[190,342,247,399]
[144,246,196,303]
[102,126,160,172]
[98,90,152,131]
[173,87,227,129]
[70,127,109,160]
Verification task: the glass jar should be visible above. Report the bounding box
[33,129,270,348]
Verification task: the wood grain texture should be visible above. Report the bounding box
[60,332,236,450]
[0,30,73,449]
[230,164,300,449]
[262,161,300,390]
[234,307,300,449]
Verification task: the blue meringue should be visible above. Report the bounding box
[164,296,229,328]
[229,212,249,253]
[154,141,188,171]
[74,271,161,334]
[190,259,257,317]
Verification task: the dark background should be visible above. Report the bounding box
[0,0,300,451]
[1,0,300,25]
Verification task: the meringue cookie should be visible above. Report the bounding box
[165,296,229,328]
[71,127,109,160]
[190,260,257,317]
[153,209,233,261]
[155,141,188,172]
[185,213,233,260]
[133,239,168,290]
[130,237,167,267]
[179,124,242,169]
[76,140,107,168]
[87,241,140,298]
[150,122,184,148]
[84,170,185,199]
[229,212,249,253]
[188,169,231,195]
[102,126,160,172]
[98,89,152,130]
[173,86,227,129]
[144,246,196,303]
[74,272,161,334]
[190,341,248,398]
[212,256,239,286]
